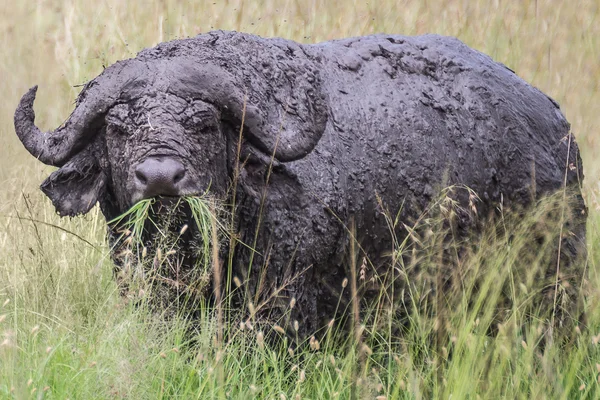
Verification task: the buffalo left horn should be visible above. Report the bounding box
[166,60,328,162]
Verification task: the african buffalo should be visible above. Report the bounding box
[14,31,586,336]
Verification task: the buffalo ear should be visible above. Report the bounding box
[40,147,107,217]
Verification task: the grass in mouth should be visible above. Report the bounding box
[108,197,156,242]
[107,195,230,302]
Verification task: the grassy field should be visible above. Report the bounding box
[0,0,599,398]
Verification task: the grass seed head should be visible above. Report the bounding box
[256,331,264,349]
[179,224,188,235]
[309,336,320,351]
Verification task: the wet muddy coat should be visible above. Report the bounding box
[14,31,586,336]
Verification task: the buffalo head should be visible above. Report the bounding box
[14,52,328,220]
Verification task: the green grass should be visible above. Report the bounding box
[0,193,597,399]
[105,195,232,317]
[1,0,599,399]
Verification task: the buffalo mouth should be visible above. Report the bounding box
[108,195,229,301]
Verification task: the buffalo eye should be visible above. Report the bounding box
[106,122,130,137]
[183,115,219,133]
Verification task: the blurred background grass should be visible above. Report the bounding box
[0,0,598,398]
[1,0,598,186]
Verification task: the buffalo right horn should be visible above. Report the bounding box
[14,59,146,167]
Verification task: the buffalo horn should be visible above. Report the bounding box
[13,60,145,167]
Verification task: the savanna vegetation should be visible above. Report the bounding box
[0,1,599,398]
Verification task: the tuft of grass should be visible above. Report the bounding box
[105,195,234,322]
[185,195,231,269]
[108,197,155,240]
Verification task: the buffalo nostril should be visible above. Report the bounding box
[173,170,185,184]
[135,169,148,185]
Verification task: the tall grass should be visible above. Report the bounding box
[0,190,596,398]
[0,0,599,398]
